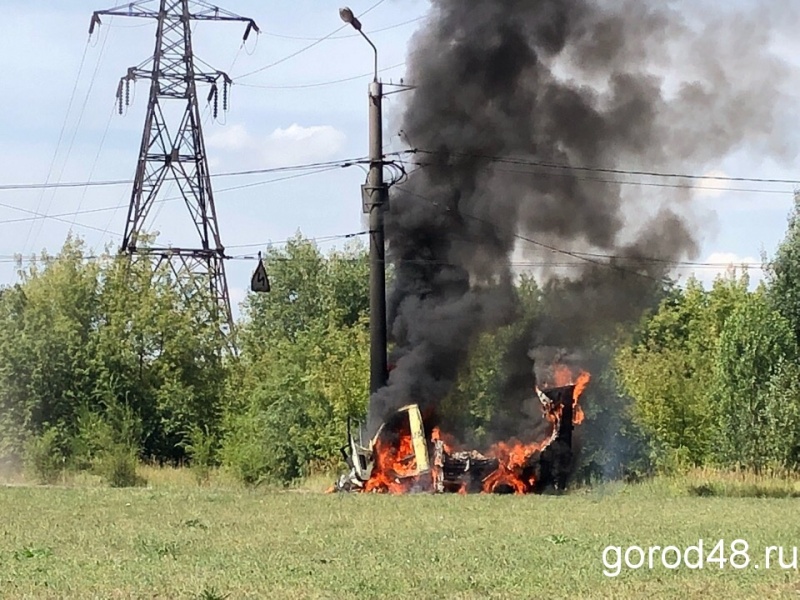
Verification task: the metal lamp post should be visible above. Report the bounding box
[340,7,388,395]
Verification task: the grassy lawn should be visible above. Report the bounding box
[1,470,799,599]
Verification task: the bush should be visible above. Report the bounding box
[69,407,114,471]
[95,442,145,488]
[24,427,66,484]
[219,409,273,486]
[220,397,311,486]
[70,401,146,487]
[656,445,693,476]
[181,426,216,485]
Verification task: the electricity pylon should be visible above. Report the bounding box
[90,0,258,346]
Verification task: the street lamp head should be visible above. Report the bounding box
[339,6,377,81]
[339,7,362,31]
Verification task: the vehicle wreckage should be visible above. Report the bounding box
[331,376,588,495]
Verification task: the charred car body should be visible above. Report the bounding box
[332,382,583,495]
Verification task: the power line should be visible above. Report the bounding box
[391,176,772,276]
[0,249,765,271]
[22,37,92,254]
[0,178,131,192]
[235,0,388,80]
[68,98,118,234]
[226,230,370,251]
[214,156,372,178]
[238,61,405,90]
[0,166,349,233]
[411,149,800,186]
[0,231,372,264]
[209,165,348,195]
[28,22,113,253]
[413,160,797,196]
[260,16,423,41]
[2,153,792,234]
[0,156,371,192]
[5,149,797,195]
[0,199,122,238]
[393,184,663,283]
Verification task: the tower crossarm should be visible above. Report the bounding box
[90,0,259,39]
[120,66,230,86]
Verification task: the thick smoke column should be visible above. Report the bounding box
[368,0,797,435]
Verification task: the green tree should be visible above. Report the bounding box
[767,193,800,345]
[713,287,799,471]
[90,250,229,462]
[0,235,231,468]
[0,237,100,463]
[221,236,370,484]
[616,274,751,469]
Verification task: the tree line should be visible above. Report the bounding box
[0,198,798,485]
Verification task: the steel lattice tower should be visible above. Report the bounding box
[90,0,258,342]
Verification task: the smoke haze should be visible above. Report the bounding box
[368,0,799,435]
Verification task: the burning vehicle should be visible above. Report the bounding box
[332,368,589,495]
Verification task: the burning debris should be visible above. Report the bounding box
[332,368,590,495]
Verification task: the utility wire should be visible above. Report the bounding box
[22,37,91,253]
[0,250,765,270]
[411,149,800,186]
[0,166,339,226]
[226,230,370,251]
[0,158,365,247]
[28,21,112,253]
[2,154,794,231]
[0,156,372,192]
[0,231,372,265]
[0,200,122,238]
[234,0,388,80]
[413,160,797,196]
[260,15,423,41]
[393,184,663,283]
[68,100,118,233]
[3,149,797,193]
[238,61,405,90]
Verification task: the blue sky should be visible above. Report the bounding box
[0,0,797,316]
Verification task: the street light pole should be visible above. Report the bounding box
[340,7,388,395]
[366,79,388,395]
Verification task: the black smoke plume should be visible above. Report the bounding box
[368,0,798,436]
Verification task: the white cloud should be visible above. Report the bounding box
[206,124,251,152]
[705,252,759,266]
[262,124,347,167]
[693,170,729,198]
[206,123,347,170]
[689,251,763,289]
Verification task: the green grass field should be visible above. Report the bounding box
[1,469,799,599]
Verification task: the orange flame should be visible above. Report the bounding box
[431,426,459,453]
[481,438,549,494]
[364,430,421,494]
[572,370,590,425]
[362,365,591,495]
[552,364,574,387]
[545,364,590,425]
